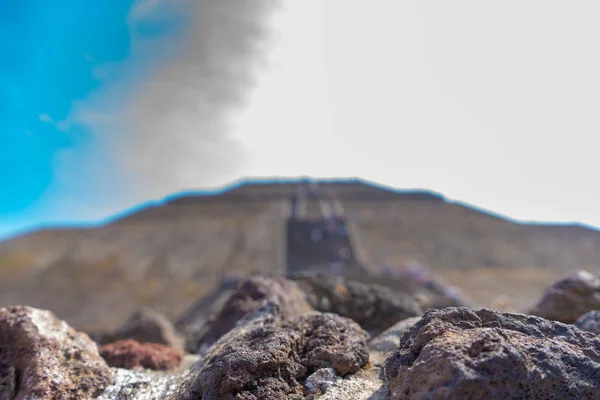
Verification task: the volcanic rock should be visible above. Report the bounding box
[289,312,370,376]
[384,307,600,400]
[0,306,113,400]
[177,311,370,400]
[100,339,183,371]
[293,272,422,336]
[0,365,16,400]
[189,276,312,352]
[529,270,600,323]
[575,310,600,334]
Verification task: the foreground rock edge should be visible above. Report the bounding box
[384,307,600,400]
[176,309,371,399]
[3,301,600,399]
[0,306,113,400]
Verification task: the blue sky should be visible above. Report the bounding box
[1,1,133,235]
[0,0,281,240]
[0,0,189,239]
[2,1,600,241]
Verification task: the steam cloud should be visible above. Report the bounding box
[124,0,282,199]
[64,0,283,211]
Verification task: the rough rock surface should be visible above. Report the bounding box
[304,368,339,395]
[113,307,185,349]
[293,272,422,336]
[190,276,312,352]
[529,270,600,323]
[192,298,286,363]
[575,310,600,334]
[385,307,600,400]
[97,368,191,400]
[178,311,370,400]
[100,339,183,371]
[0,364,16,400]
[0,306,113,400]
[313,367,388,400]
[289,312,370,376]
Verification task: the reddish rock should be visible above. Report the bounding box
[529,270,600,323]
[100,339,183,371]
[385,307,600,400]
[0,306,113,400]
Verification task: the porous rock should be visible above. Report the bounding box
[100,339,183,371]
[384,307,600,400]
[293,272,422,336]
[0,305,113,400]
[114,307,185,349]
[288,312,370,376]
[529,270,600,323]
[575,310,600,334]
[178,311,370,400]
[191,276,312,352]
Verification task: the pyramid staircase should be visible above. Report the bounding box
[285,182,369,275]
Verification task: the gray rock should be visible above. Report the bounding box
[369,316,422,355]
[177,311,370,399]
[305,368,339,394]
[529,270,600,323]
[293,272,422,336]
[0,306,113,400]
[235,297,285,328]
[0,365,16,400]
[195,298,284,360]
[575,310,600,334]
[113,307,185,349]
[189,276,312,352]
[384,307,600,400]
[289,312,370,376]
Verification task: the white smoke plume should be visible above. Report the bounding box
[62,0,283,211]
[122,0,283,199]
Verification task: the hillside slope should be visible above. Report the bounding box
[1,178,599,330]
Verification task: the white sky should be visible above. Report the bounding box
[232,1,600,225]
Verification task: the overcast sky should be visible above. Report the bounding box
[235,1,600,226]
[1,0,600,239]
